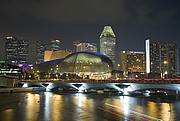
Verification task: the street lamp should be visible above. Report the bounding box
[161,61,168,78]
[164,61,168,64]
[37,70,40,80]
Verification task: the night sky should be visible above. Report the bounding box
[0,0,180,67]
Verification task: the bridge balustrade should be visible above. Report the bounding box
[18,78,180,84]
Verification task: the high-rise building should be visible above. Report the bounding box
[51,39,60,51]
[146,39,178,77]
[36,40,46,64]
[100,26,116,67]
[120,51,146,73]
[5,36,29,64]
[74,41,97,52]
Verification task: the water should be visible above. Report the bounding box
[0,92,180,121]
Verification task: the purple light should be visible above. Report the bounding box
[18,64,33,70]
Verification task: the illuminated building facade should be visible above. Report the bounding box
[120,51,146,73]
[0,62,23,80]
[36,40,46,64]
[44,49,72,62]
[100,26,116,67]
[51,39,60,51]
[74,41,97,52]
[29,51,113,80]
[146,39,178,77]
[5,36,29,64]
[60,51,113,79]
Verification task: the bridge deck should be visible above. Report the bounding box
[19,78,180,84]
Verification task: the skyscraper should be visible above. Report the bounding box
[100,26,116,67]
[119,51,146,73]
[146,39,178,77]
[5,36,29,64]
[50,39,60,51]
[74,40,97,52]
[36,40,46,64]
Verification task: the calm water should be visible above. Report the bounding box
[0,92,180,121]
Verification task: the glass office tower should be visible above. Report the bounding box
[5,36,29,64]
[146,39,178,78]
[36,40,46,64]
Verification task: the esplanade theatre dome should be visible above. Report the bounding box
[59,51,113,79]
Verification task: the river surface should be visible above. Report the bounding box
[0,92,180,121]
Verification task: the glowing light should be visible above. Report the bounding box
[121,96,129,115]
[44,92,51,120]
[78,85,85,92]
[76,93,83,107]
[25,93,40,121]
[123,87,132,95]
[146,39,150,73]
[6,36,13,39]
[22,83,28,87]
[164,61,168,64]
[46,83,53,91]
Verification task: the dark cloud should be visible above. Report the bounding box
[0,0,179,25]
[135,7,178,26]
[3,0,125,23]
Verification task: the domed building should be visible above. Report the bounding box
[59,51,113,79]
[27,51,113,80]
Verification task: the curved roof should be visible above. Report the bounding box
[63,51,113,68]
[67,51,109,59]
[59,51,114,73]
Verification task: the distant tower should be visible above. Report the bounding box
[5,36,29,64]
[146,39,178,78]
[100,26,116,67]
[51,39,60,51]
[36,40,46,64]
[74,40,97,52]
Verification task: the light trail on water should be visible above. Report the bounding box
[105,103,162,121]
[97,107,133,121]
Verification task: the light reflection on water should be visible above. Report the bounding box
[49,93,62,121]
[147,102,158,118]
[25,93,40,120]
[0,92,179,121]
[73,93,96,121]
[3,109,14,121]
[44,92,51,120]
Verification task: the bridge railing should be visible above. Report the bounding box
[18,78,180,84]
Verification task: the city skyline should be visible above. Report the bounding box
[0,1,180,66]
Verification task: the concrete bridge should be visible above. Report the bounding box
[18,79,180,95]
